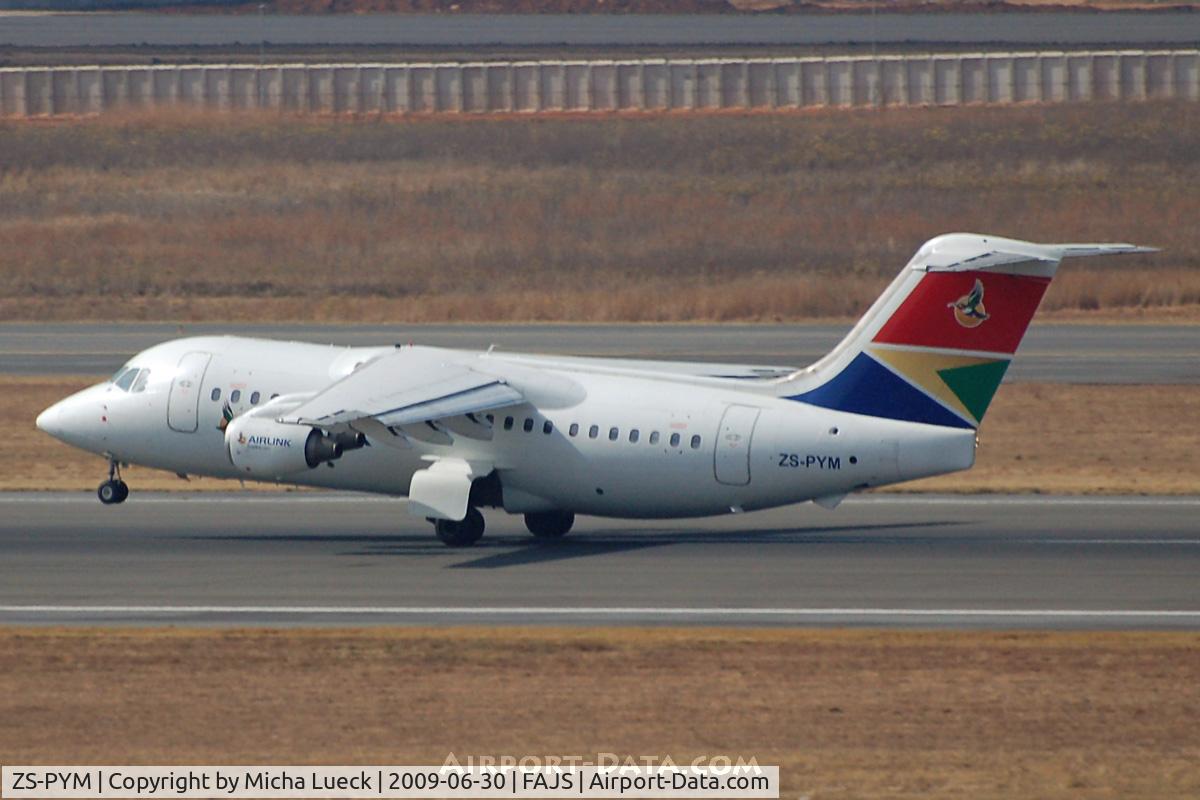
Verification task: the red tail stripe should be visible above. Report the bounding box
[873,271,1050,355]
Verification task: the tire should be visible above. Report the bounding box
[524,510,575,539]
[97,480,121,505]
[113,480,129,503]
[434,508,485,547]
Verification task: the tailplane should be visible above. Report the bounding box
[780,233,1153,429]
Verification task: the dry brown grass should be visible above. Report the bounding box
[1,104,1197,323]
[1,626,1198,798]
[907,383,1200,494]
[12,375,1200,493]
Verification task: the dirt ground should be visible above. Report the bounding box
[1,627,1197,799]
[11,375,1199,494]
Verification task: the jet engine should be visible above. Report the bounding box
[224,414,365,480]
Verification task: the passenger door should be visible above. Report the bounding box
[167,352,212,433]
[714,404,760,486]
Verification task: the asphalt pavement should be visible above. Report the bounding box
[3,323,1196,383]
[2,493,1196,629]
[3,12,1199,48]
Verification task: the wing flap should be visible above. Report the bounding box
[279,347,524,429]
[373,381,522,428]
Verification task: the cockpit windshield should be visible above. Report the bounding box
[110,366,150,393]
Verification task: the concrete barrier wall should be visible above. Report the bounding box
[2,50,1197,117]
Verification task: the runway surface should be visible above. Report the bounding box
[1,493,1197,629]
[2,12,1199,48]
[4,322,1197,384]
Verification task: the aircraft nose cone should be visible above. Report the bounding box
[35,402,63,437]
[35,387,108,451]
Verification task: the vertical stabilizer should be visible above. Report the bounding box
[779,233,1153,429]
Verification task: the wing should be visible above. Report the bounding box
[278,346,523,430]
[484,352,797,382]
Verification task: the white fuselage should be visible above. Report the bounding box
[38,335,977,519]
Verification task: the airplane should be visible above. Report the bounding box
[36,233,1151,547]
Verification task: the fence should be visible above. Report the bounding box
[2,50,1198,117]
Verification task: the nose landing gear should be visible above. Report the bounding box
[98,459,129,505]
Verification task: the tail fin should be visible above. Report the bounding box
[780,233,1153,429]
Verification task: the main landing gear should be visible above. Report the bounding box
[428,508,577,548]
[433,508,485,548]
[524,510,575,540]
[98,459,129,505]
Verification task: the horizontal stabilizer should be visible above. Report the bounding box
[1055,243,1159,259]
[914,234,1156,274]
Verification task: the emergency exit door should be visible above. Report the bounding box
[714,404,760,486]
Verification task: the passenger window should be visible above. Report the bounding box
[211,387,222,401]
[113,368,138,392]
[649,431,660,445]
[543,420,553,435]
[504,416,514,431]
[629,429,639,443]
[250,391,261,405]
[608,427,619,441]
[588,425,599,439]
[670,433,681,447]
[131,369,150,394]
[569,423,579,437]
[691,435,702,449]
[523,418,534,433]
[230,389,242,404]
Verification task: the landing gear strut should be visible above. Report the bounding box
[98,459,129,505]
[433,507,485,547]
[524,510,575,540]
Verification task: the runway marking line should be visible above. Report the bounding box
[1,606,1199,618]
[1040,539,1200,544]
[2,494,1199,507]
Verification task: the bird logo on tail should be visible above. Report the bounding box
[949,279,990,328]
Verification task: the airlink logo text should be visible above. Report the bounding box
[247,435,292,447]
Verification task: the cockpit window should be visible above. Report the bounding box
[111,367,139,392]
[131,369,150,393]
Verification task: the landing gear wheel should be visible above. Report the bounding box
[98,458,129,505]
[98,479,128,505]
[524,511,575,539]
[433,508,485,547]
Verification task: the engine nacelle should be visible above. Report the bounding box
[225,416,361,480]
